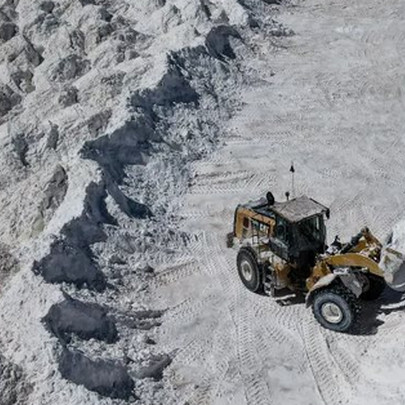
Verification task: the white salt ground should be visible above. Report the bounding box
[1,0,405,404]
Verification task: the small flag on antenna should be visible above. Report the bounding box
[290,163,295,173]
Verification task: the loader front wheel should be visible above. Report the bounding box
[312,286,360,333]
[237,248,262,293]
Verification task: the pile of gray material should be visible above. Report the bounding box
[59,350,134,400]
[0,84,21,118]
[43,296,118,344]
[0,0,288,403]
[32,240,107,291]
[205,25,241,60]
[135,354,172,381]
[32,181,114,291]
[0,355,32,405]
[0,243,18,288]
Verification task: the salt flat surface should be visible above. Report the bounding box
[1,0,405,404]
[154,1,405,404]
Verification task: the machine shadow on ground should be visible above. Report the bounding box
[354,288,405,336]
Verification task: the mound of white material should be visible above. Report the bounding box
[0,0,286,403]
[380,221,405,291]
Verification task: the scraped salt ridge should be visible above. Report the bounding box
[0,354,32,405]
[33,181,115,292]
[0,0,290,403]
[36,32,247,401]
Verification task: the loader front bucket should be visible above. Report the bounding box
[380,247,405,292]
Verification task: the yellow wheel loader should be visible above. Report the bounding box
[228,192,389,333]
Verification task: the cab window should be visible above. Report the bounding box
[276,216,289,244]
[252,220,270,238]
[242,216,250,237]
[298,215,324,243]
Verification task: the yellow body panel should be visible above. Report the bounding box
[234,207,275,239]
[307,253,383,290]
[323,253,383,277]
[306,260,331,290]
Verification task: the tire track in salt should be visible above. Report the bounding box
[301,316,354,405]
[205,232,274,405]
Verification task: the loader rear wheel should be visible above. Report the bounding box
[237,248,262,293]
[360,274,385,301]
[312,285,361,333]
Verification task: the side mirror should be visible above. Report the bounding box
[325,209,330,219]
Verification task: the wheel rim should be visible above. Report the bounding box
[320,302,343,324]
[241,259,253,282]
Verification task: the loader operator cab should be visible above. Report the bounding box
[233,193,330,270]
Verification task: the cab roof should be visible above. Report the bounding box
[245,195,329,223]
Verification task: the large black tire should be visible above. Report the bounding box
[237,248,262,293]
[360,274,386,301]
[312,285,361,333]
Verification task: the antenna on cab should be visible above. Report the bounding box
[290,162,295,198]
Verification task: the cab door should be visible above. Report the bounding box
[268,215,290,261]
